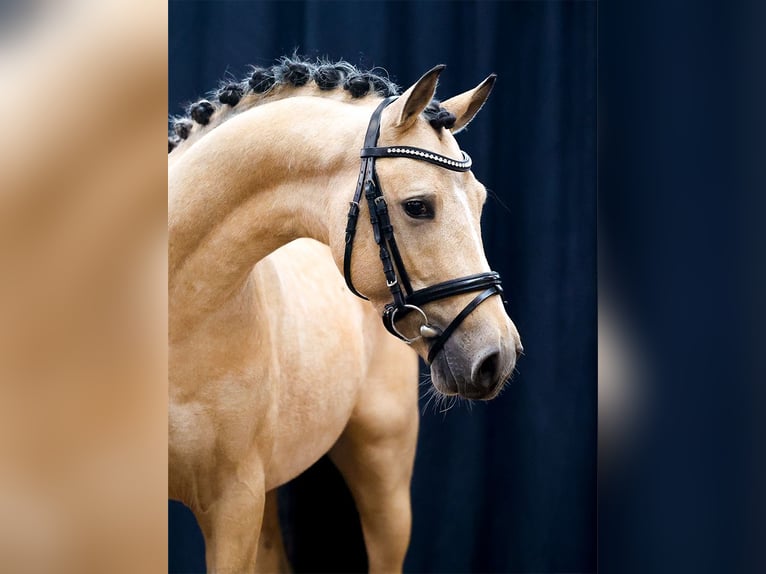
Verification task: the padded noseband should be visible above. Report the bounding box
[343,97,505,364]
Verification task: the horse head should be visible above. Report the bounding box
[334,65,523,400]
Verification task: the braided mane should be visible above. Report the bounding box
[169,55,456,153]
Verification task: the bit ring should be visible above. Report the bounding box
[390,304,435,343]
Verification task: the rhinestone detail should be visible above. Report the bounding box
[385,147,471,169]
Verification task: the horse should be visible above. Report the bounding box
[168,56,523,573]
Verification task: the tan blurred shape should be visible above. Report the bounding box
[598,296,646,460]
[0,0,167,572]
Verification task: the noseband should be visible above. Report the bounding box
[343,97,505,364]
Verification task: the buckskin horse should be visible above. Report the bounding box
[168,56,522,573]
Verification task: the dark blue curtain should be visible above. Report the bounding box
[169,1,596,572]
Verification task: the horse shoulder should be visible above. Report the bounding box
[252,240,379,488]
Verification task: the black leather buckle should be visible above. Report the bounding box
[346,201,359,222]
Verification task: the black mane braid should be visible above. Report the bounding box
[423,99,457,130]
[170,55,454,153]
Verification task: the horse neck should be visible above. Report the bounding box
[168,96,374,337]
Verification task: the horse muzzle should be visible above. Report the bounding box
[430,337,521,400]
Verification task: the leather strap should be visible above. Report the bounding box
[343,97,397,298]
[427,286,501,363]
[360,146,472,172]
[406,272,502,308]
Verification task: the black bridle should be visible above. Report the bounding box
[343,97,505,364]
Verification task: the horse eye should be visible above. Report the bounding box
[403,199,434,219]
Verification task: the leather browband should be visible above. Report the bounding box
[360,147,472,171]
[343,97,505,364]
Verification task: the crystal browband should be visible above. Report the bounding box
[360,146,472,172]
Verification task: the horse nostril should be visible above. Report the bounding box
[476,351,499,390]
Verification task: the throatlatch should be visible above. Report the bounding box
[343,97,505,364]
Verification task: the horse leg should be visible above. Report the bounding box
[196,471,266,574]
[254,489,291,573]
[329,347,419,573]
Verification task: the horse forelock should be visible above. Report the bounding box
[169,55,459,154]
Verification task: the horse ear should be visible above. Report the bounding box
[440,74,497,134]
[388,64,445,131]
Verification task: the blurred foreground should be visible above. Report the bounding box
[0,1,167,572]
